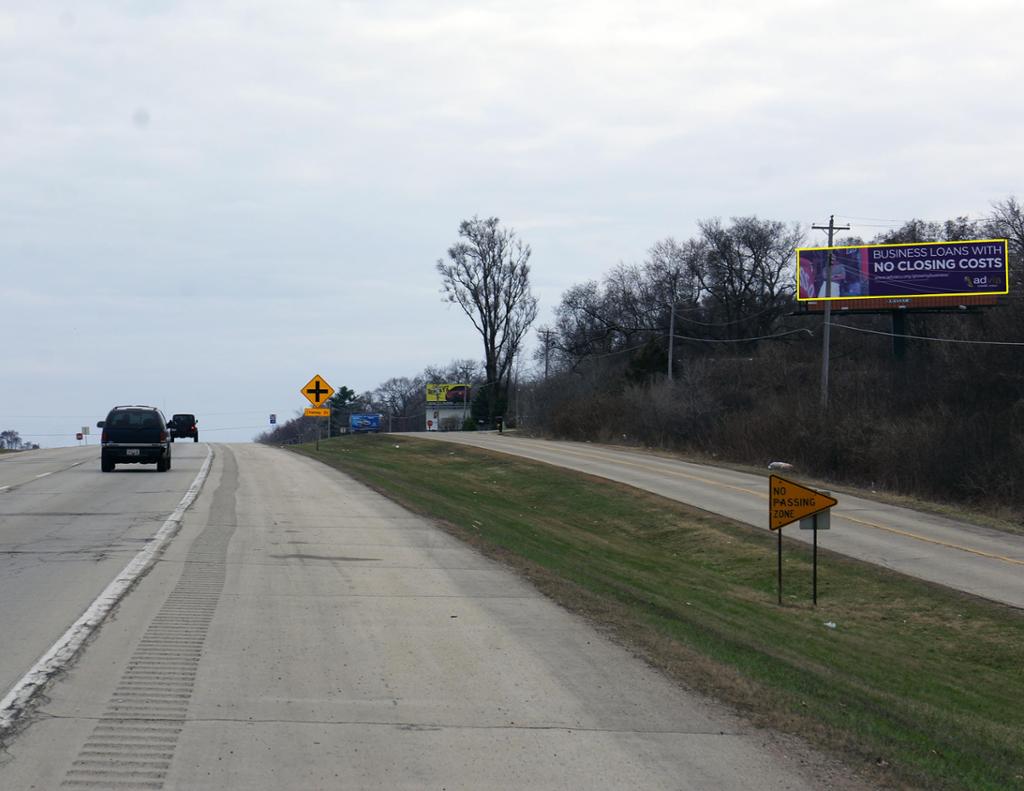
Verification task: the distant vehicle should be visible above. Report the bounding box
[97,405,172,472]
[350,413,383,433]
[168,413,199,443]
[445,385,470,402]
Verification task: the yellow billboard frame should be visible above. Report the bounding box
[796,238,1009,302]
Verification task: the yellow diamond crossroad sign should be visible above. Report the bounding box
[769,475,837,531]
[301,374,334,408]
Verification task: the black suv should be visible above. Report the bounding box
[168,413,199,442]
[98,406,172,472]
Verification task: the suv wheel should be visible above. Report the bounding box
[156,458,168,472]
[101,456,114,472]
[193,434,199,443]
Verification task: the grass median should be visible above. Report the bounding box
[292,434,1024,791]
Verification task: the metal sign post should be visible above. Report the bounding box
[800,496,830,605]
[777,529,783,605]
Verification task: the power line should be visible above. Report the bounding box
[582,342,651,359]
[828,322,1024,347]
[572,327,813,360]
[836,213,991,224]
[585,300,790,332]
[672,328,813,343]
[671,303,784,327]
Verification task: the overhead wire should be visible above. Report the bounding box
[827,322,1024,347]
[834,213,991,224]
[672,328,813,343]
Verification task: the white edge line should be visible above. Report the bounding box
[0,447,214,734]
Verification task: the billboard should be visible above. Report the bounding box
[797,239,1008,302]
[350,413,382,432]
[425,383,471,403]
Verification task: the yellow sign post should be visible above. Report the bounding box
[768,475,837,606]
[300,374,335,450]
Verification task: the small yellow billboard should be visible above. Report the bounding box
[425,383,471,403]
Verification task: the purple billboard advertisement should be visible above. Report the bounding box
[797,239,1008,301]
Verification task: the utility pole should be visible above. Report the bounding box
[667,301,676,381]
[811,215,850,412]
[541,329,552,380]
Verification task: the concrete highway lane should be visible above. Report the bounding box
[412,432,1024,610]
[0,445,209,701]
[0,444,862,790]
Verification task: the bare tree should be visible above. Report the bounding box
[437,217,539,421]
[690,217,803,341]
[422,359,483,385]
[375,377,416,415]
[990,197,1024,291]
[992,197,1024,254]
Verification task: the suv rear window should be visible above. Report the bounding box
[108,409,162,429]
[172,414,195,424]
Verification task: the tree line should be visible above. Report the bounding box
[525,198,1024,511]
[260,202,1024,511]
[0,430,38,450]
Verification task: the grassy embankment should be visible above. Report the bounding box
[292,434,1024,791]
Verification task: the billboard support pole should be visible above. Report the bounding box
[667,301,675,381]
[811,215,851,412]
[892,310,907,362]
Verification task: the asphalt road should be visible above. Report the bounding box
[0,444,208,699]
[0,444,862,790]
[412,432,1024,610]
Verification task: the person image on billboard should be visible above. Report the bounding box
[802,248,868,298]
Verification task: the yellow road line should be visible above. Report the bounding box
[835,513,1024,566]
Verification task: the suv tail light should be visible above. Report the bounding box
[159,430,167,442]
[101,429,108,443]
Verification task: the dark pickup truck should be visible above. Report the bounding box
[98,406,172,472]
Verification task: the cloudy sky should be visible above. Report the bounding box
[2,0,1022,445]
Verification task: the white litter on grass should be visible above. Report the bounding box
[393,444,400,448]
[824,621,837,629]
[768,461,795,471]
